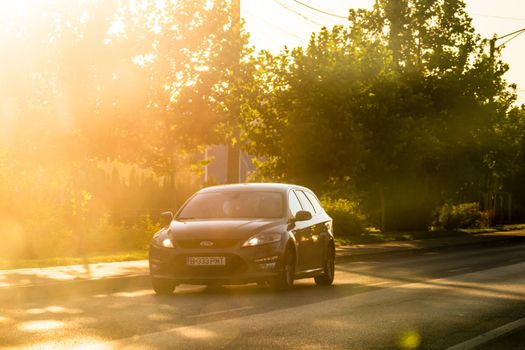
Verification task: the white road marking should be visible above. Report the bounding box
[187,306,255,318]
[446,317,525,350]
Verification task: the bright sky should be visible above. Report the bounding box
[243,0,525,105]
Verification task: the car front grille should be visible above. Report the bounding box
[176,239,239,249]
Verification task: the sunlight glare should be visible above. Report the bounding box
[18,320,65,332]
[46,305,83,314]
[174,326,217,340]
[107,19,125,36]
[0,1,30,18]
[111,290,152,298]
[26,308,46,315]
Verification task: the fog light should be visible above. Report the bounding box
[258,262,277,270]
[254,255,278,263]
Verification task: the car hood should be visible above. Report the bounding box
[168,219,286,241]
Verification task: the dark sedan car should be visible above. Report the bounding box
[148,183,334,294]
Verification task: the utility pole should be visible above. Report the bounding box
[487,28,525,101]
[486,27,525,105]
[226,0,241,184]
[485,27,525,221]
[489,35,496,71]
[488,35,497,105]
[488,27,525,64]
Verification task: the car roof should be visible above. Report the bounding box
[197,183,310,194]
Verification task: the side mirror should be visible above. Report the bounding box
[160,211,174,227]
[294,210,312,222]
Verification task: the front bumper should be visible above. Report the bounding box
[149,242,285,285]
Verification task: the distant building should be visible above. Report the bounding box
[203,145,256,184]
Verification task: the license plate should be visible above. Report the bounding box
[186,256,226,266]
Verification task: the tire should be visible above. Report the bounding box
[314,243,335,286]
[270,246,295,291]
[152,277,176,295]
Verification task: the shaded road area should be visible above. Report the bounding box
[1,242,525,349]
[477,329,525,350]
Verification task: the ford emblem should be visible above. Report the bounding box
[200,240,214,247]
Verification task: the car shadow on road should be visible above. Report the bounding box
[148,279,384,321]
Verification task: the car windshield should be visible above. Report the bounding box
[177,191,284,219]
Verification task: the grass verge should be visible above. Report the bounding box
[0,250,148,270]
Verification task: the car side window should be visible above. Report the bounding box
[288,191,303,216]
[304,191,323,213]
[295,190,316,214]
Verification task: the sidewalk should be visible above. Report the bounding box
[1,230,524,301]
[335,230,525,261]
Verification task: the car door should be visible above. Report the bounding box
[287,190,312,272]
[304,190,332,267]
[294,190,324,269]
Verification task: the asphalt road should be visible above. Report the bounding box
[1,242,525,349]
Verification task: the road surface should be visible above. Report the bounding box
[1,242,525,349]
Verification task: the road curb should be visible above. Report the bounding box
[334,235,522,263]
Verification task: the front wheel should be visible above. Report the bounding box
[270,247,295,291]
[314,244,335,286]
[152,277,176,295]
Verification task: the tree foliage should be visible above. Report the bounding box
[244,0,523,230]
[0,0,250,259]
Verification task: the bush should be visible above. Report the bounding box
[321,197,366,237]
[433,202,490,230]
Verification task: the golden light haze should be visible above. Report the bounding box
[1,0,524,265]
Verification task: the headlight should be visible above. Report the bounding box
[152,229,174,248]
[161,238,174,248]
[242,232,282,247]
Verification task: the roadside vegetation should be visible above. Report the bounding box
[0,250,148,270]
[1,0,525,267]
[334,224,525,247]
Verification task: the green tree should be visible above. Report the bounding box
[246,0,518,230]
[0,0,256,259]
[112,0,254,178]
